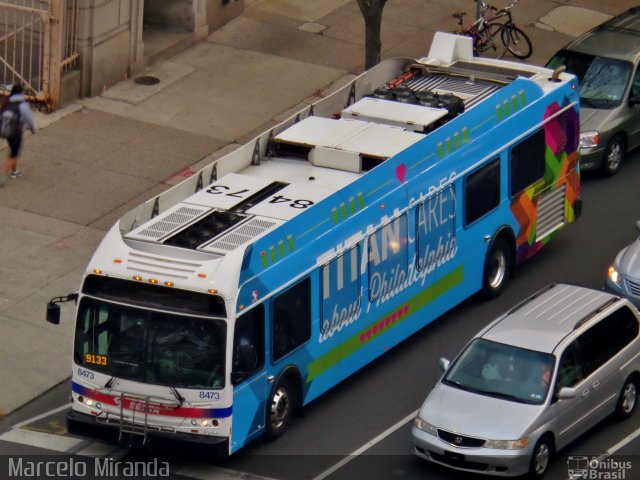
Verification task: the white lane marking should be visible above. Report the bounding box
[11,404,70,429]
[311,409,419,480]
[74,442,129,457]
[174,463,280,480]
[0,428,85,452]
[607,426,640,454]
[2,404,124,457]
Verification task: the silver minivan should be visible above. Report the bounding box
[411,283,640,478]
[546,7,640,176]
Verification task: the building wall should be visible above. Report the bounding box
[73,0,244,99]
[77,0,138,97]
[207,0,244,33]
[144,0,194,30]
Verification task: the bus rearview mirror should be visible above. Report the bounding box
[46,302,61,325]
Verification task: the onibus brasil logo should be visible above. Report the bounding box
[568,456,632,479]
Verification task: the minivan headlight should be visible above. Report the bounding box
[414,417,437,436]
[608,265,620,285]
[484,437,528,450]
[580,131,599,148]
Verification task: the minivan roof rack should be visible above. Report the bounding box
[572,296,620,330]
[595,7,640,36]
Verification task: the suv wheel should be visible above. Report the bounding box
[615,376,638,420]
[601,136,625,176]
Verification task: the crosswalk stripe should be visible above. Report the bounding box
[173,463,280,480]
[0,428,84,452]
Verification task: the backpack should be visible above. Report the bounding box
[0,101,21,139]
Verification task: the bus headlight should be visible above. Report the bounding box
[608,265,620,285]
[413,417,437,436]
[579,131,598,149]
[484,437,528,450]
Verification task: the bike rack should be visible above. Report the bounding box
[118,392,151,445]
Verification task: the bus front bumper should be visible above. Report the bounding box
[68,409,229,456]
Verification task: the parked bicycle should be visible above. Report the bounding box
[453,0,532,60]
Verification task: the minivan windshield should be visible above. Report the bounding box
[443,338,555,405]
[547,50,633,109]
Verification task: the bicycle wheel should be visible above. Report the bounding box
[476,23,508,59]
[503,25,532,59]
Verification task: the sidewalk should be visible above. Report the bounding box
[0,0,636,417]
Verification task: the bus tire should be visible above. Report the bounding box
[481,237,511,299]
[265,377,295,440]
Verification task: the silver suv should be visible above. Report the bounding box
[546,7,640,176]
[411,283,640,478]
[605,220,640,307]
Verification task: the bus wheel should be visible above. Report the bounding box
[482,237,511,299]
[266,378,294,440]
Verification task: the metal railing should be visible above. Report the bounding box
[0,0,79,109]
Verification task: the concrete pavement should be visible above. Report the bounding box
[0,0,637,417]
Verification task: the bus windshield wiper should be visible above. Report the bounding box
[104,376,115,389]
[170,386,184,407]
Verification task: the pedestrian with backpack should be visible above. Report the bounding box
[0,83,36,186]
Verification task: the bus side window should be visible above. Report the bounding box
[272,278,312,362]
[464,158,500,226]
[510,129,545,196]
[232,304,265,385]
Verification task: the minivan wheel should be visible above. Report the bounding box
[601,136,625,176]
[528,436,553,479]
[615,376,638,420]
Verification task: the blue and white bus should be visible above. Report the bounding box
[47,33,581,456]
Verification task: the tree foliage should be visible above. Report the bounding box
[357,0,388,70]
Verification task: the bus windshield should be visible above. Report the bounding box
[74,297,226,389]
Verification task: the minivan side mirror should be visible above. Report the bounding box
[438,358,450,371]
[635,220,640,234]
[557,387,576,400]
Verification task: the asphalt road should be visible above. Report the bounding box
[1,153,640,480]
